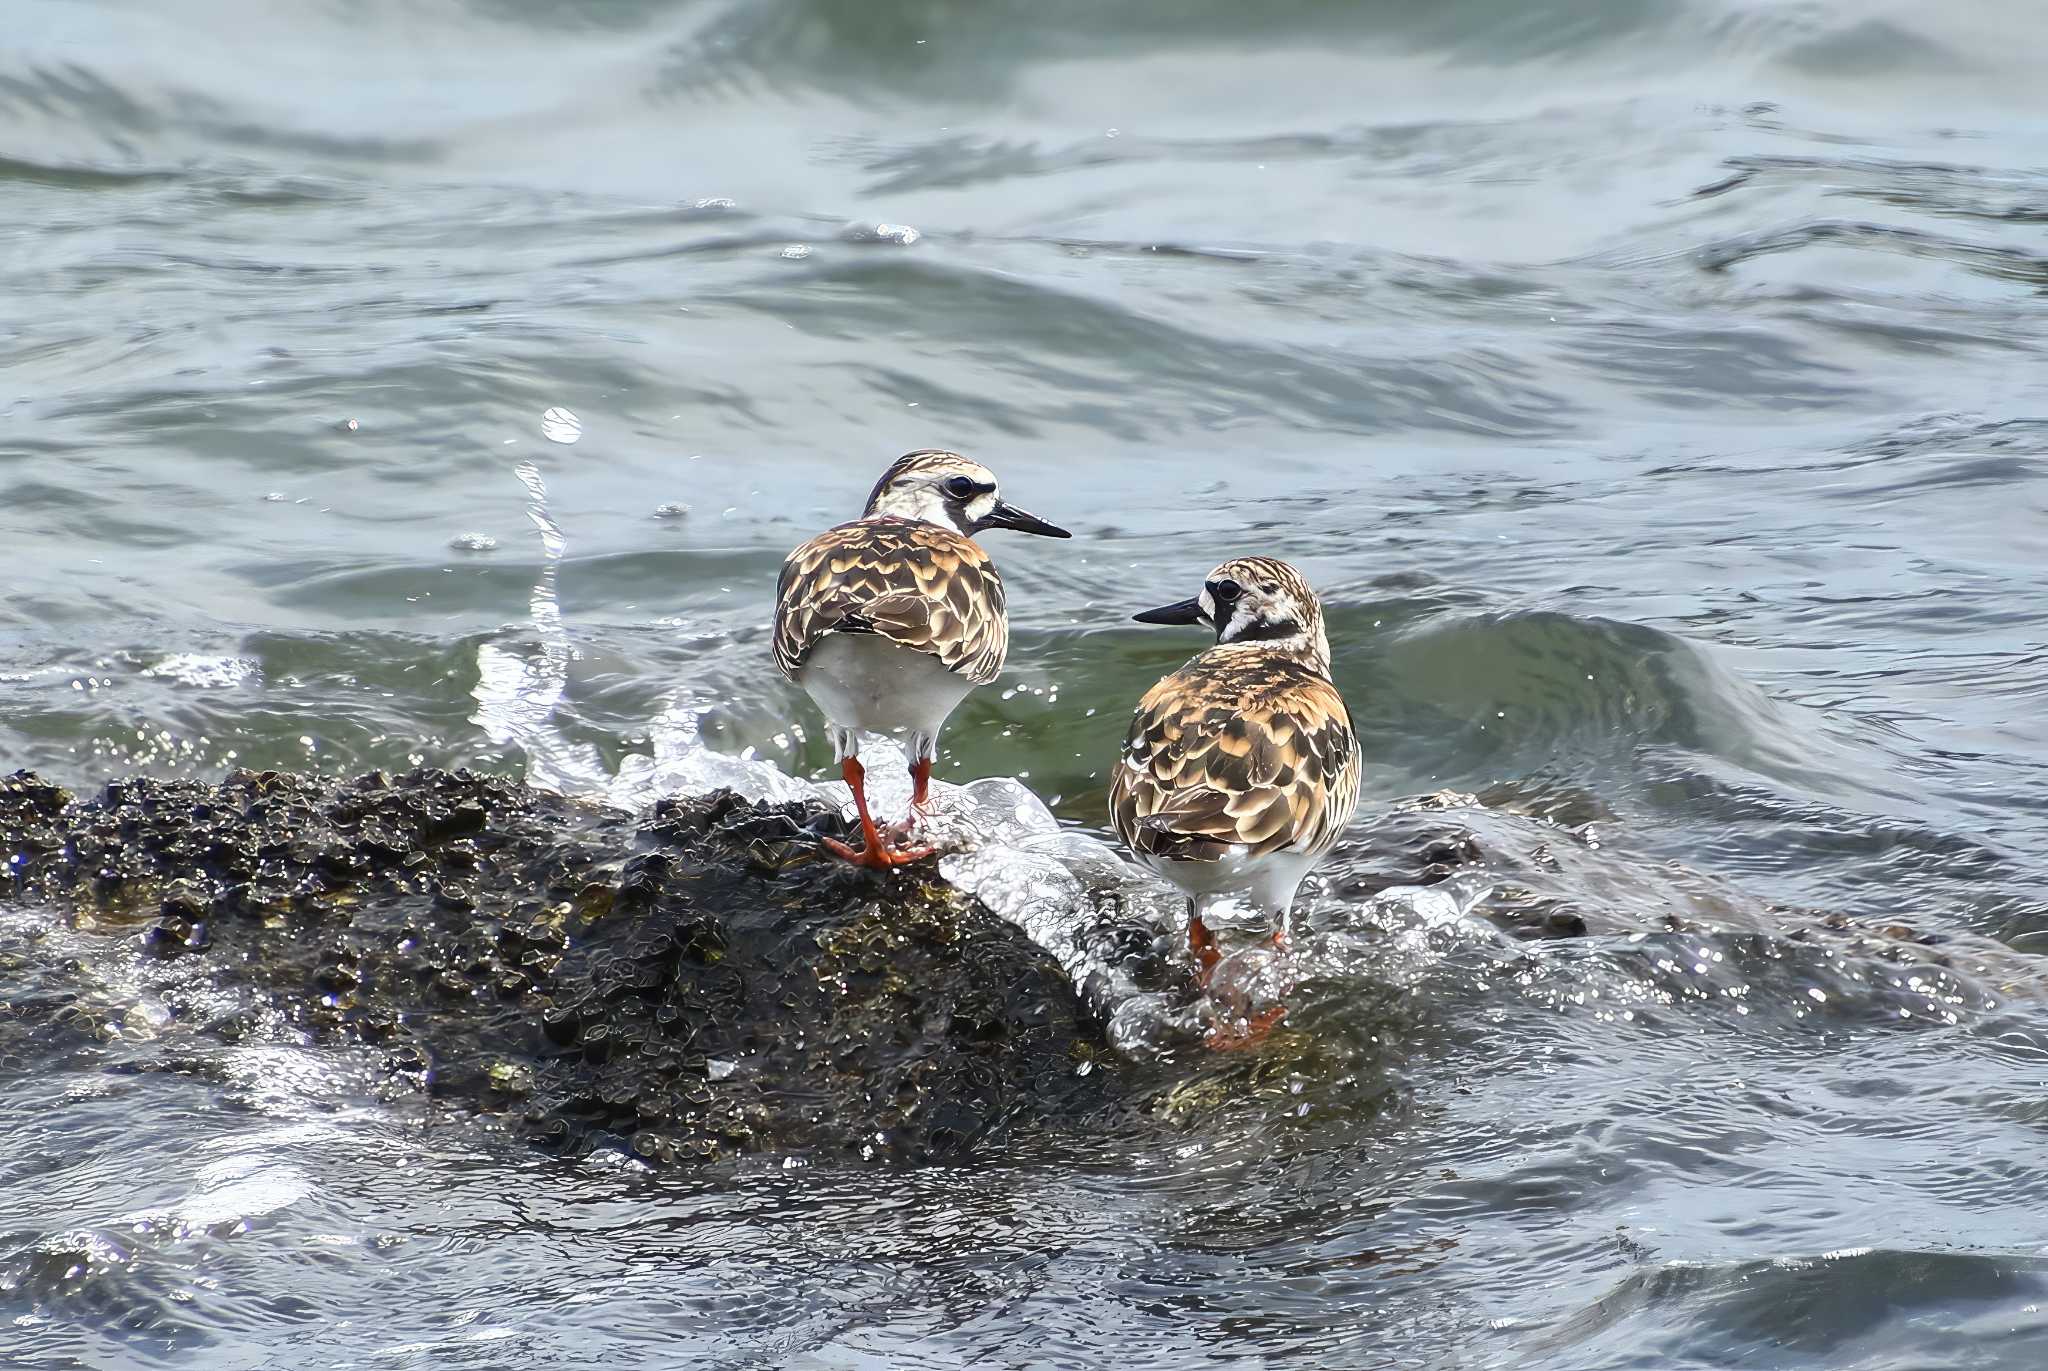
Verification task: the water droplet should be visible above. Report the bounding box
[780,243,811,260]
[540,407,582,444]
[449,533,499,552]
[653,502,691,520]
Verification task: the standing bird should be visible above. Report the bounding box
[773,450,1071,867]
[1110,557,1362,984]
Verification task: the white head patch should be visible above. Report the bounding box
[864,452,1000,536]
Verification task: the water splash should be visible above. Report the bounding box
[466,466,1515,1054]
[606,702,817,808]
[469,462,608,794]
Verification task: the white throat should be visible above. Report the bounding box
[1217,611,1331,675]
[868,487,984,535]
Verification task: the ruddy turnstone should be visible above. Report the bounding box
[773,450,1070,867]
[1110,556,1361,985]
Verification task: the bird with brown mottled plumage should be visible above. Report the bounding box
[773,450,1070,868]
[1111,557,1361,1038]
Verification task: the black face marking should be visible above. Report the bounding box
[1231,618,1303,643]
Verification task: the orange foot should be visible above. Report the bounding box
[1204,1005,1288,1051]
[822,835,937,869]
[826,754,937,868]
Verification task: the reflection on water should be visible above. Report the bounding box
[6,0,2048,1365]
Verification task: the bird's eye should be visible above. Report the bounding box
[943,475,979,500]
[1209,578,1243,602]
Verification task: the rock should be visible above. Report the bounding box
[9,764,1984,1168]
[0,768,1121,1166]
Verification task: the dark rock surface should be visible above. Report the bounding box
[0,768,1122,1166]
[7,766,1986,1172]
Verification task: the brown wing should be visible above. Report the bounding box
[1109,647,1361,862]
[772,519,1008,684]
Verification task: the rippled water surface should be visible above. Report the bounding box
[7,0,2048,1366]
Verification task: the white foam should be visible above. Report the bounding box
[606,703,816,809]
[140,654,260,689]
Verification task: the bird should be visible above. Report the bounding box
[773,450,1071,868]
[1109,556,1361,1008]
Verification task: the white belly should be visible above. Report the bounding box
[1137,847,1318,920]
[797,633,976,747]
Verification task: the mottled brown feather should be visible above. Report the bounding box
[772,518,1008,685]
[1109,644,1361,862]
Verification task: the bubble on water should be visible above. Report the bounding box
[780,243,812,260]
[338,417,360,433]
[448,532,498,552]
[263,492,288,502]
[842,221,921,246]
[692,197,736,211]
[653,502,691,520]
[540,407,582,444]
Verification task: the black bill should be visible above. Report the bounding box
[977,502,1071,538]
[1132,596,1205,625]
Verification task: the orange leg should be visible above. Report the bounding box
[1190,911,1290,1050]
[886,756,937,842]
[1188,912,1222,985]
[822,756,936,868]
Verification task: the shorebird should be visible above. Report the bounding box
[773,450,1070,867]
[1110,557,1361,1009]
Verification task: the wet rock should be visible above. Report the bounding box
[1330,805,1594,942]
[0,768,1121,1166]
[11,765,1996,1165]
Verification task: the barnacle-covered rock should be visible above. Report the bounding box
[0,768,1120,1165]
